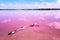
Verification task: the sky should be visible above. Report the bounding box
[0,0,60,9]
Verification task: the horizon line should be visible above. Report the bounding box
[0,8,60,10]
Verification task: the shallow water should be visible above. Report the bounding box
[0,10,60,40]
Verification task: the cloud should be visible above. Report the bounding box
[56,0,60,5]
[0,0,60,9]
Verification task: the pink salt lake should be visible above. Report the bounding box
[0,10,60,40]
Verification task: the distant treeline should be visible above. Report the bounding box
[0,8,60,10]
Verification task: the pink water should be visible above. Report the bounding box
[0,10,60,40]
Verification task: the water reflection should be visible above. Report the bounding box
[0,10,60,40]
